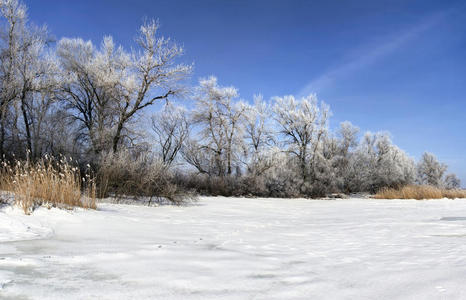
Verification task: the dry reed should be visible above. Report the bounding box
[0,156,96,214]
[374,185,466,200]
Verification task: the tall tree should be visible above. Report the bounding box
[273,94,330,184]
[0,0,24,157]
[243,95,275,176]
[57,20,191,154]
[184,76,246,176]
[151,103,190,166]
[417,152,447,187]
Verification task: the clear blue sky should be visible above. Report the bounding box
[24,0,466,183]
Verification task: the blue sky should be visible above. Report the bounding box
[24,0,466,183]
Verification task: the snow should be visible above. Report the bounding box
[1,197,466,299]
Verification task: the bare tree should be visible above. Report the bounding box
[151,103,189,166]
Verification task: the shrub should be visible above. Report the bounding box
[96,150,190,204]
[374,185,466,200]
[0,156,96,214]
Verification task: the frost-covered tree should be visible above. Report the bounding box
[110,20,191,153]
[15,29,58,158]
[334,122,359,191]
[57,20,191,154]
[416,152,447,187]
[259,151,304,197]
[0,0,59,159]
[0,0,37,158]
[338,121,359,158]
[242,95,275,176]
[151,103,189,166]
[444,173,461,190]
[0,0,25,157]
[317,121,360,193]
[347,132,415,192]
[184,77,246,177]
[273,94,330,188]
[57,37,123,154]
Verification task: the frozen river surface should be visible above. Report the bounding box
[1,197,466,299]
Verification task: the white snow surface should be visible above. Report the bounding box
[1,197,466,299]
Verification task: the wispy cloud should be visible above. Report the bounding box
[298,10,450,97]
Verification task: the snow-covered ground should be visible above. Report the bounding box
[1,197,466,299]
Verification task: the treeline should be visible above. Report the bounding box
[0,0,460,200]
[169,78,460,196]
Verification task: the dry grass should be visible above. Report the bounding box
[0,156,96,214]
[374,185,466,200]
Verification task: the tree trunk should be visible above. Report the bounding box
[0,111,4,159]
[20,96,33,158]
[300,145,308,182]
[226,150,232,175]
[112,121,124,153]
